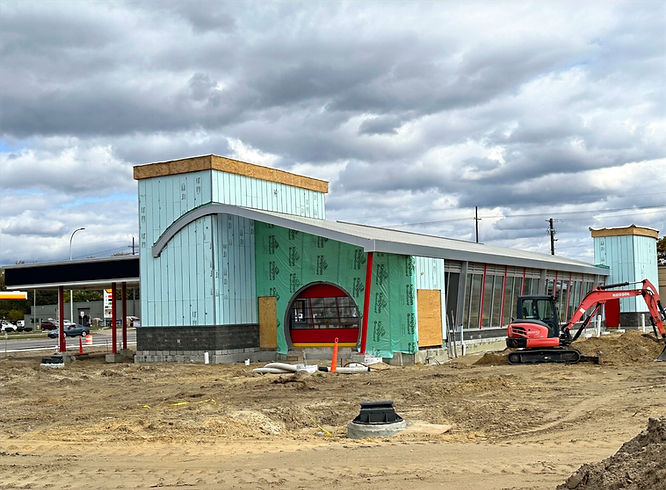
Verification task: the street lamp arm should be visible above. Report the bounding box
[69,227,86,260]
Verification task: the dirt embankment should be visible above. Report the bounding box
[559,417,666,490]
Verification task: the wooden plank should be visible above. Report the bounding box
[258,296,278,349]
[417,289,443,348]
[133,154,328,194]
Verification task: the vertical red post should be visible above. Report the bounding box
[499,266,507,327]
[564,273,573,320]
[111,282,117,354]
[521,268,526,295]
[478,265,487,329]
[359,252,374,354]
[122,282,128,351]
[58,286,66,353]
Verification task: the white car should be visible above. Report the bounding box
[1,320,17,333]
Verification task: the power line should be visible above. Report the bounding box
[385,204,666,228]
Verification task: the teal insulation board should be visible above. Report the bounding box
[254,222,418,357]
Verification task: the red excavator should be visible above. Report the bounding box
[506,279,666,364]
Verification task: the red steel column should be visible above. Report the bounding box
[499,266,507,327]
[122,282,128,350]
[58,286,66,353]
[478,265,487,329]
[521,268,526,295]
[359,252,374,354]
[564,272,573,320]
[111,282,117,354]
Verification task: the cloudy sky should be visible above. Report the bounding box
[1,0,664,266]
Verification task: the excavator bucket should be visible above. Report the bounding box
[656,344,666,362]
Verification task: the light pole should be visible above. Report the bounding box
[69,227,85,324]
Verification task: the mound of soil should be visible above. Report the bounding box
[474,351,509,366]
[558,417,666,489]
[575,330,665,365]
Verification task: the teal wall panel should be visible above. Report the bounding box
[594,234,659,312]
[414,256,447,342]
[633,235,659,305]
[211,171,325,218]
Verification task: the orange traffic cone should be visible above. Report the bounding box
[79,336,84,355]
[330,337,339,373]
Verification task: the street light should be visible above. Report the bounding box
[69,227,85,324]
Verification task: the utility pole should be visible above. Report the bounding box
[548,218,556,255]
[475,206,480,243]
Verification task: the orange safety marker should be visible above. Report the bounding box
[79,336,84,355]
[331,337,339,373]
[85,334,93,345]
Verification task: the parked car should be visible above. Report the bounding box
[47,324,90,338]
[1,320,17,333]
[40,320,58,330]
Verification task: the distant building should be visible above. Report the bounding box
[132,155,608,363]
[591,225,659,326]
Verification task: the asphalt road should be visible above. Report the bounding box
[1,329,137,353]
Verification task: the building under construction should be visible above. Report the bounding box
[132,155,608,363]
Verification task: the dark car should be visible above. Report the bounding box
[40,320,58,331]
[47,324,90,338]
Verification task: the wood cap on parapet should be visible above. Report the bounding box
[133,154,328,193]
[589,224,659,239]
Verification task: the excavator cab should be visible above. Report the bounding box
[516,296,559,338]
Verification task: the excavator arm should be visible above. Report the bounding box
[563,279,666,345]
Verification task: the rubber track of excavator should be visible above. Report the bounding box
[507,348,599,365]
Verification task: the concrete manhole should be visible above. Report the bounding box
[347,400,406,439]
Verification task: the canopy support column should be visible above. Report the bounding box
[111,282,117,354]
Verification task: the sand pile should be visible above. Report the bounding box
[558,417,666,489]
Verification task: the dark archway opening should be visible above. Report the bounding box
[288,283,360,346]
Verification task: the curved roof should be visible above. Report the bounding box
[154,203,608,276]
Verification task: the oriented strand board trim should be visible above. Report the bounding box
[589,225,659,239]
[133,154,328,193]
[258,296,278,349]
[417,289,443,348]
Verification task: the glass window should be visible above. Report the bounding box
[464,273,482,329]
[481,275,494,328]
[491,275,504,328]
[502,277,516,325]
[445,272,460,327]
[290,296,359,330]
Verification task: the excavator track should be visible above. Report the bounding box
[507,348,599,365]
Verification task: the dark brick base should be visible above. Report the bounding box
[136,324,259,351]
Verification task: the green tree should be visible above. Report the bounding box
[658,236,666,265]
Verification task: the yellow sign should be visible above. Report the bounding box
[0,291,28,300]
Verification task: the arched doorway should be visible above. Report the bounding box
[287,283,360,347]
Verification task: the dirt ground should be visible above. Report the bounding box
[1,330,665,489]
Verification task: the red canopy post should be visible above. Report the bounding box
[359,252,374,354]
[58,286,66,353]
[121,282,127,350]
[111,282,117,354]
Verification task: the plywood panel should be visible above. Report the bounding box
[417,289,443,347]
[258,296,278,349]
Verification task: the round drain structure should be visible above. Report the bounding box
[347,400,406,439]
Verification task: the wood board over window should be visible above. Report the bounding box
[417,289,443,348]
